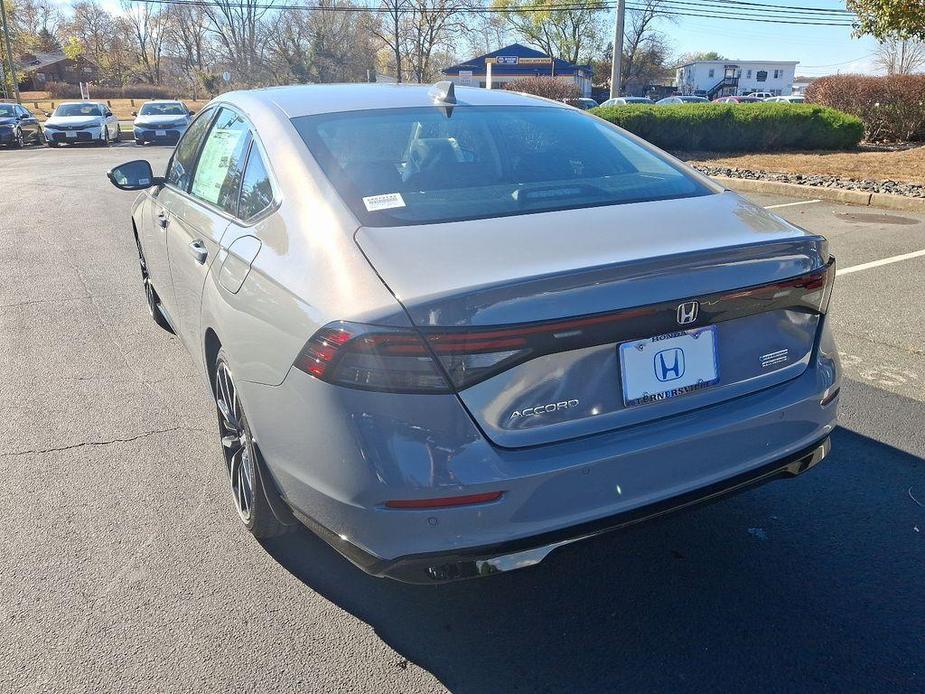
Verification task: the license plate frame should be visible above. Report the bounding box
[619,325,720,408]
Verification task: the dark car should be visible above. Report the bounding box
[0,103,44,148]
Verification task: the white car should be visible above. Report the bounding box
[765,96,805,104]
[132,100,193,145]
[44,102,120,147]
[747,92,775,100]
[599,97,654,107]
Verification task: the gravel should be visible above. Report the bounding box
[693,165,925,198]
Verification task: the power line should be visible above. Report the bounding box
[128,0,856,24]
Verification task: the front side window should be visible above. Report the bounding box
[238,146,274,220]
[292,105,710,227]
[166,107,216,190]
[189,108,251,214]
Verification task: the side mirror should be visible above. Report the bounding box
[107,160,163,191]
[188,109,196,115]
[105,110,114,117]
[131,110,137,116]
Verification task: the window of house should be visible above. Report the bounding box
[736,69,741,78]
[746,69,752,78]
[772,69,780,79]
[708,68,715,78]
[756,70,768,82]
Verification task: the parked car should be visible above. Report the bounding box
[43,102,120,146]
[713,96,763,103]
[765,96,805,103]
[599,97,654,107]
[0,102,44,147]
[562,97,600,110]
[106,83,839,584]
[746,91,775,100]
[133,99,193,145]
[656,95,710,105]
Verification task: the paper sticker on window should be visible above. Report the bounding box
[363,193,405,212]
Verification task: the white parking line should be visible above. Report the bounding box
[837,249,925,276]
[764,199,822,209]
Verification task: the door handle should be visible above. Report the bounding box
[189,240,208,264]
[157,212,169,229]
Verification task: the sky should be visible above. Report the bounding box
[61,0,884,77]
[659,3,881,77]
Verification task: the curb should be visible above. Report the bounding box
[712,175,925,212]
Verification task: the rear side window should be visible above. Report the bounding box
[238,146,274,220]
[292,106,709,227]
[167,108,215,190]
[189,108,251,213]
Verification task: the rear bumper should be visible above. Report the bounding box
[300,436,831,583]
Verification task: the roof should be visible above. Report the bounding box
[224,83,563,119]
[16,50,99,71]
[677,59,800,68]
[443,43,591,77]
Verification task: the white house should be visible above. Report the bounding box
[675,60,799,99]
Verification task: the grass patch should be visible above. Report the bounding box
[680,145,925,185]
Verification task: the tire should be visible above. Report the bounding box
[37,131,46,146]
[114,127,122,142]
[101,128,110,146]
[46,138,58,147]
[214,350,294,539]
[134,233,174,334]
[12,129,23,149]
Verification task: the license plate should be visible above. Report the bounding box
[66,131,76,138]
[155,129,166,136]
[619,325,719,407]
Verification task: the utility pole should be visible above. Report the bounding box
[0,0,20,103]
[609,0,625,99]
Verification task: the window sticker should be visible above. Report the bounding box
[362,192,406,212]
[190,127,246,204]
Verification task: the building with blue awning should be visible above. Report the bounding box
[442,44,593,97]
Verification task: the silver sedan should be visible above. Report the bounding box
[107,83,839,583]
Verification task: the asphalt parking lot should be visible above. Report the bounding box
[1,144,923,693]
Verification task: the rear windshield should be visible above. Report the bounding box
[291,105,710,227]
[54,103,102,117]
[140,102,186,116]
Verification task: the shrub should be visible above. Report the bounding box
[45,81,178,100]
[590,103,864,152]
[504,77,579,101]
[806,74,925,142]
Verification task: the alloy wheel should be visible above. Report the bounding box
[215,361,256,523]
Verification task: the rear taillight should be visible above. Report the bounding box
[294,258,836,394]
[293,322,452,393]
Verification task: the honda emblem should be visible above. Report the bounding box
[676,301,699,325]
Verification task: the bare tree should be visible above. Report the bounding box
[163,3,211,74]
[620,0,672,93]
[875,36,925,75]
[202,0,275,78]
[405,0,464,82]
[121,1,167,84]
[369,0,410,82]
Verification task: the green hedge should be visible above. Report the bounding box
[589,103,864,151]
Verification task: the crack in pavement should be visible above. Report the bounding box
[1,426,209,458]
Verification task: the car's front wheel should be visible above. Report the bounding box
[12,129,23,148]
[214,351,293,539]
[134,234,174,333]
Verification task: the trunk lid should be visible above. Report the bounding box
[355,192,831,448]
